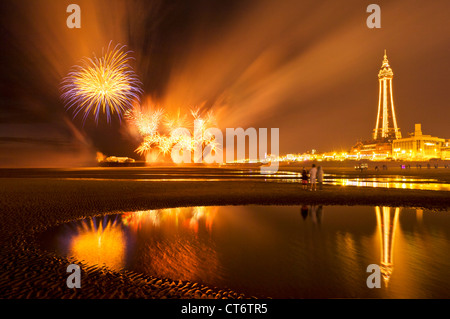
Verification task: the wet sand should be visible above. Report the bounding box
[0,167,449,299]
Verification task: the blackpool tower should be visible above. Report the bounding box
[373,51,402,141]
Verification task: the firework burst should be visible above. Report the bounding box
[126,104,220,160]
[125,104,164,136]
[61,43,142,124]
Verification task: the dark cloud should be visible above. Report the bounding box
[0,136,67,146]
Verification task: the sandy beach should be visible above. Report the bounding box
[0,167,449,299]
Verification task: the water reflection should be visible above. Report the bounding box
[58,173,450,191]
[375,207,400,286]
[300,205,323,225]
[121,207,217,234]
[328,176,450,191]
[61,216,126,271]
[40,205,450,298]
[121,207,221,283]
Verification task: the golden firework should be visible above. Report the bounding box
[61,43,142,123]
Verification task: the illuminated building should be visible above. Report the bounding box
[350,141,392,159]
[105,156,135,163]
[392,124,445,160]
[349,52,449,161]
[350,52,450,161]
[373,50,401,141]
[251,51,449,163]
[351,51,402,159]
[442,140,450,160]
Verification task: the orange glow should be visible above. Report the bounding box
[121,207,220,282]
[69,218,126,271]
[122,206,218,234]
[125,100,220,162]
[96,151,107,162]
[137,233,220,283]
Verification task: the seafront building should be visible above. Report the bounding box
[233,51,449,164]
[392,124,446,160]
[348,52,448,161]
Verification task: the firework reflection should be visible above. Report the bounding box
[68,216,126,271]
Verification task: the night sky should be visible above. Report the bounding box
[1,0,449,167]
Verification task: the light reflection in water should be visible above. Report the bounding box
[375,206,400,286]
[68,217,126,271]
[57,172,450,191]
[122,207,221,283]
[121,206,217,234]
[327,177,450,191]
[41,205,450,298]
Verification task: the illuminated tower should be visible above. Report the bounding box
[373,50,402,141]
[375,206,400,286]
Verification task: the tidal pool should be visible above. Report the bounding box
[39,205,450,298]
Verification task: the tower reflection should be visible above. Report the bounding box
[375,206,400,286]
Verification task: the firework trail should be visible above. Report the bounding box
[61,43,142,124]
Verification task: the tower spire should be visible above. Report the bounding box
[382,49,390,68]
[373,50,401,141]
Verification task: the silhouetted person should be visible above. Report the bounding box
[317,166,324,190]
[309,164,317,191]
[301,169,308,190]
[316,205,323,224]
[301,205,308,220]
[310,205,317,224]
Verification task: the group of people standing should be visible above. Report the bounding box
[301,164,324,191]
